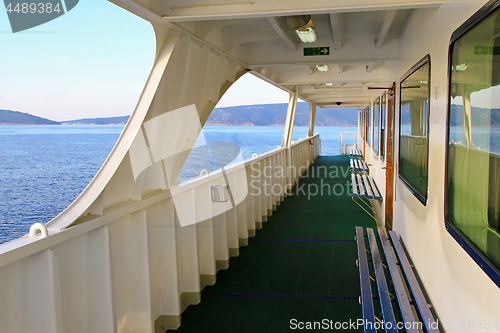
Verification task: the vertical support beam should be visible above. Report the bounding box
[281,85,299,147]
[308,102,316,137]
[282,86,299,194]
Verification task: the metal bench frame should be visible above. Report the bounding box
[351,173,382,200]
[350,158,369,172]
[350,148,363,158]
[355,227,439,333]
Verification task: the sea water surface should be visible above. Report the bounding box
[0,125,354,244]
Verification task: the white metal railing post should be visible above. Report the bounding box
[339,131,359,155]
[340,132,343,155]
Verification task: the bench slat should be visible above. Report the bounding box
[379,230,419,333]
[351,173,358,197]
[368,176,382,200]
[362,160,369,171]
[350,159,354,170]
[357,174,365,198]
[356,227,377,333]
[389,231,440,333]
[350,148,353,156]
[354,159,360,170]
[362,175,374,199]
[367,229,398,333]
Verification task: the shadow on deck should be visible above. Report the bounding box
[176,156,377,332]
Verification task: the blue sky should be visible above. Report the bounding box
[0,1,290,121]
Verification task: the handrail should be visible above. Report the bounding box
[0,134,319,267]
[340,131,359,155]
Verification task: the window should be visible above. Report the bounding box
[399,55,430,204]
[373,97,380,155]
[381,93,386,160]
[446,2,500,286]
[360,110,365,139]
[367,105,372,147]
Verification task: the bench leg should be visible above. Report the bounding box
[352,196,378,222]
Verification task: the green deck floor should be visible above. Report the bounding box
[176,156,377,332]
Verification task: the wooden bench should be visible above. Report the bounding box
[355,227,439,333]
[351,174,381,200]
[350,148,363,158]
[350,158,369,172]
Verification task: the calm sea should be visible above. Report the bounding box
[0,125,353,244]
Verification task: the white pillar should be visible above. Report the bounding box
[281,86,299,147]
[308,102,316,137]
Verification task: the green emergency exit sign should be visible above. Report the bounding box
[303,47,330,56]
[474,46,500,55]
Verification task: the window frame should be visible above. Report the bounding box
[373,96,380,156]
[367,105,372,147]
[398,54,431,205]
[360,109,365,139]
[444,0,500,288]
[380,92,386,161]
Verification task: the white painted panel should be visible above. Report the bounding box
[52,234,89,333]
[196,183,216,276]
[109,211,153,333]
[158,199,182,315]
[226,204,239,249]
[213,211,230,262]
[145,202,162,322]
[28,249,63,333]
[245,164,256,231]
[0,259,29,332]
[88,227,116,333]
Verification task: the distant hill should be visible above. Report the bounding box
[449,104,500,127]
[206,103,358,126]
[60,116,129,125]
[0,110,60,125]
[0,104,358,126]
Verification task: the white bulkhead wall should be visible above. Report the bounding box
[0,22,321,332]
[387,0,500,329]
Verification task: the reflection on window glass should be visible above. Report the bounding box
[399,58,430,203]
[367,105,372,147]
[447,8,500,271]
[381,93,386,160]
[374,97,380,155]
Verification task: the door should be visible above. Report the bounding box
[385,83,396,230]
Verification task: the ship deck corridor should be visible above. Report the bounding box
[176,156,378,332]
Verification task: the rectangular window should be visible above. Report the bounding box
[381,93,386,160]
[399,55,430,204]
[446,4,500,282]
[374,97,380,155]
[367,105,372,147]
[360,110,365,139]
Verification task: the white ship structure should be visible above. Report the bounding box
[1,0,499,332]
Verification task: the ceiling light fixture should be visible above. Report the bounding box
[316,64,329,72]
[296,22,318,43]
[285,16,318,43]
[325,83,333,86]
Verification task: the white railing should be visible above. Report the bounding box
[339,131,359,155]
[0,134,320,333]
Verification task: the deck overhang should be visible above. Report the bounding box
[110,0,442,108]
